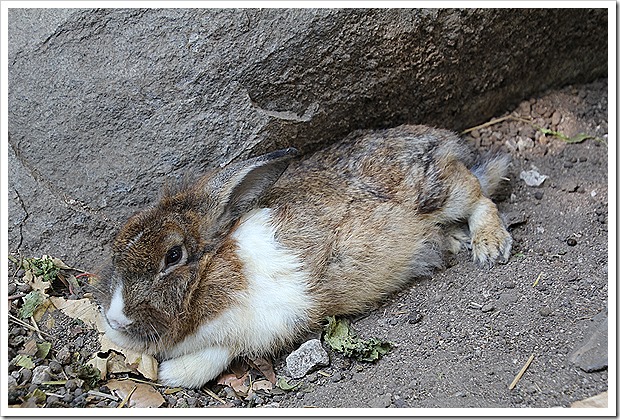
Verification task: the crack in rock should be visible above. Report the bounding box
[8,133,115,227]
[12,189,29,253]
[250,97,320,123]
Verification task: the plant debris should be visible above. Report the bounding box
[323,316,393,362]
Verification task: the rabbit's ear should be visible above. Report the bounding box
[202,147,298,229]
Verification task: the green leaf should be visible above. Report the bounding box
[276,376,301,391]
[323,316,393,362]
[76,364,101,390]
[26,388,47,405]
[35,342,52,359]
[18,290,45,319]
[22,256,61,283]
[565,133,594,144]
[13,354,35,369]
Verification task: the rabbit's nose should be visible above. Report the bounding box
[108,315,133,331]
[106,285,134,331]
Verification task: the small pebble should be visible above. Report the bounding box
[95,401,108,408]
[394,398,408,408]
[49,360,62,374]
[567,238,578,246]
[65,379,79,392]
[31,365,51,384]
[8,283,17,295]
[389,318,399,326]
[20,368,33,385]
[503,281,515,289]
[408,311,423,324]
[47,395,60,406]
[18,283,32,293]
[539,307,552,317]
[534,191,544,200]
[330,371,343,383]
[481,303,495,313]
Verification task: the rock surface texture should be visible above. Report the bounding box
[7,8,607,267]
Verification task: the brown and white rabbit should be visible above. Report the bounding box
[96,124,512,388]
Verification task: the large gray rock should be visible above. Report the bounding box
[569,313,608,373]
[8,8,607,269]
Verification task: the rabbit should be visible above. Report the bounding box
[95,124,512,388]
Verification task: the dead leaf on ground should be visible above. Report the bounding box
[48,295,159,381]
[19,338,38,356]
[49,296,107,333]
[97,335,159,381]
[107,379,165,408]
[217,372,250,396]
[251,379,273,392]
[250,357,277,384]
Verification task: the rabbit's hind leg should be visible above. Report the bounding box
[439,161,512,266]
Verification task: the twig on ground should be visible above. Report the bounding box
[202,387,226,404]
[509,354,535,390]
[117,385,137,408]
[8,313,54,339]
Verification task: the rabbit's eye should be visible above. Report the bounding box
[165,245,183,267]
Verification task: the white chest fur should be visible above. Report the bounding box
[165,208,314,359]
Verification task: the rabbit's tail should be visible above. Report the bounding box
[471,154,511,198]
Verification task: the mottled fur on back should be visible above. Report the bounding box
[264,125,507,320]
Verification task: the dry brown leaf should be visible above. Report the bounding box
[229,358,251,378]
[107,379,165,408]
[47,296,158,381]
[20,338,38,356]
[218,372,250,395]
[89,354,109,380]
[107,352,133,375]
[50,257,71,270]
[48,296,107,333]
[251,379,273,392]
[23,269,51,295]
[98,335,159,381]
[250,357,277,384]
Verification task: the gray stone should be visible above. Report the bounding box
[368,393,392,408]
[286,339,329,379]
[569,315,608,372]
[7,8,607,268]
[520,169,548,187]
[31,365,51,385]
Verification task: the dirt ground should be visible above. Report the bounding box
[6,78,609,410]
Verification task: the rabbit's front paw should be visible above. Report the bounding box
[158,346,232,389]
